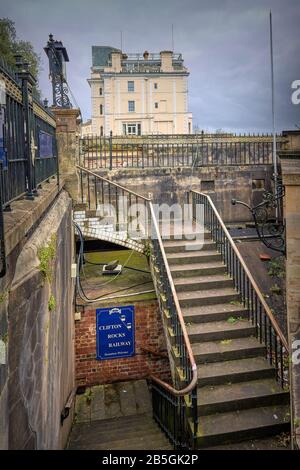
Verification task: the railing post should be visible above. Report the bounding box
[109,130,113,170]
[0,161,6,277]
[17,58,36,200]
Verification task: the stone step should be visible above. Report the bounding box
[74,434,172,450]
[182,303,248,323]
[163,239,216,253]
[191,337,266,364]
[174,274,233,292]
[192,404,290,447]
[167,250,222,265]
[68,414,172,450]
[161,230,212,241]
[197,378,289,416]
[197,357,275,386]
[186,319,255,342]
[170,262,226,278]
[177,287,240,307]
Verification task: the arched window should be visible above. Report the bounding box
[99,87,103,96]
[100,104,103,115]
[100,126,103,136]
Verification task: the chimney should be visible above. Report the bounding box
[160,51,173,72]
[111,51,122,72]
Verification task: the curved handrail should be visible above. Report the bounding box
[149,201,198,396]
[192,190,288,351]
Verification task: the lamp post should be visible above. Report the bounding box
[270,10,279,220]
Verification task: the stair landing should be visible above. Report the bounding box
[68,414,172,450]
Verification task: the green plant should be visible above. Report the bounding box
[227,316,238,324]
[84,388,93,406]
[143,240,151,258]
[220,339,232,345]
[1,333,8,344]
[267,257,285,278]
[48,294,56,312]
[38,234,57,313]
[270,283,282,295]
[0,290,9,304]
[38,234,57,283]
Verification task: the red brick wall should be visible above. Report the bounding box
[75,301,171,386]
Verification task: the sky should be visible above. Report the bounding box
[1,0,300,133]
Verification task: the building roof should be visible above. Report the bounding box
[92,46,121,67]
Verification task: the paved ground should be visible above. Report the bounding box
[68,380,172,450]
[77,249,156,304]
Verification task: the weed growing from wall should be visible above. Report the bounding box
[38,234,57,311]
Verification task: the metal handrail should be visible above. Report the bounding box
[191,190,288,351]
[149,201,198,396]
[76,165,198,396]
[76,165,151,201]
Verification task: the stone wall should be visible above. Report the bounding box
[0,188,75,449]
[75,301,170,387]
[280,144,300,449]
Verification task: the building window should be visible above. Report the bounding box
[100,126,103,136]
[123,123,141,136]
[201,180,215,192]
[155,102,158,109]
[128,81,134,92]
[128,101,135,112]
[99,87,103,96]
[100,104,103,115]
[154,83,158,89]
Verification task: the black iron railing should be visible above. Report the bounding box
[0,58,58,210]
[190,190,289,388]
[76,165,198,449]
[0,162,6,278]
[77,165,150,240]
[79,134,285,170]
[0,57,58,277]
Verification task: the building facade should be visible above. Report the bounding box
[88,46,192,136]
[80,119,92,136]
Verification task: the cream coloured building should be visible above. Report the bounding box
[88,46,192,136]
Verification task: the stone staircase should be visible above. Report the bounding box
[162,226,290,448]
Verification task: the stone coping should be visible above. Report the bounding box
[3,177,64,256]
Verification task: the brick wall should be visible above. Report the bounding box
[75,301,171,386]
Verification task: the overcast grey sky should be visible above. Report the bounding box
[1,0,299,132]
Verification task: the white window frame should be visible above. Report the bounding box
[128,81,134,92]
[128,101,135,112]
[123,122,141,136]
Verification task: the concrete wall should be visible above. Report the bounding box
[75,165,273,224]
[0,189,75,449]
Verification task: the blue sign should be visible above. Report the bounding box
[39,130,53,158]
[96,305,135,360]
